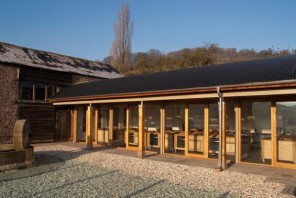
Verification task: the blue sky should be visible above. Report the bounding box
[1,0,295,61]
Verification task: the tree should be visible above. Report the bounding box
[110,3,134,74]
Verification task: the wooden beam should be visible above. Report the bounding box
[271,101,277,167]
[185,104,189,156]
[125,107,130,149]
[235,102,241,163]
[72,107,78,143]
[52,88,296,106]
[160,107,165,154]
[86,106,94,149]
[109,106,114,147]
[94,107,98,145]
[138,104,145,158]
[204,104,209,158]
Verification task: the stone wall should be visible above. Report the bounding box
[0,64,19,143]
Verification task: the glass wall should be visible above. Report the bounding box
[76,106,86,141]
[113,106,126,146]
[188,104,204,154]
[97,106,109,144]
[226,102,236,162]
[128,105,139,146]
[165,103,185,154]
[241,101,271,164]
[208,103,219,158]
[145,104,161,151]
[276,102,296,165]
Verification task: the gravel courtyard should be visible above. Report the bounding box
[0,144,294,198]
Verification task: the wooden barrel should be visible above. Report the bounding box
[13,120,31,151]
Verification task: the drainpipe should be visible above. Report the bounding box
[217,87,223,171]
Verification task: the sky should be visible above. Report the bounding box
[1,0,296,61]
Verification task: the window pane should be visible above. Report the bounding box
[128,105,139,146]
[47,85,55,97]
[98,106,109,129]
[21,82,33,100]
[209,103,219,158]
[276,102,296,164]
[35,83,46,100]
[189,104,204,155]
[241,101,271,165]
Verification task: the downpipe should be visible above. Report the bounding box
[216,87,223,171]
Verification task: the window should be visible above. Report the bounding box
[47,85,55,98]
[241,101,271,165]
[276,102,296,164]
[35,83,46,100]
[98,106,109,129]
[20,81,62,101]
[21,81,33,100]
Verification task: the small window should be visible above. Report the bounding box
[21,82,33,100]
[35,83,46,100]
[47,85,55,98]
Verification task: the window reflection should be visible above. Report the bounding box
[188,104,204,154]
[276,102,296,164]
[241,101,271,165]
[21,82,33,100]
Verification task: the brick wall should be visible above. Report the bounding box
[0,64,19,143]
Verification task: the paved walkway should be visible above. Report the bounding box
[33,142,296,195]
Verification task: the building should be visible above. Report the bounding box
[0,42,122,143]
[49,55,296,170]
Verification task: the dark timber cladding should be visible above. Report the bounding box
[50,55,296,100]
[0,41,122,143]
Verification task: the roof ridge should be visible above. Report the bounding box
[0,41,108,66]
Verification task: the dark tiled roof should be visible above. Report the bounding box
[51,55,296,100]
[0,42,122,79]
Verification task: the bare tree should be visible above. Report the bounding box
[110,3,134,74]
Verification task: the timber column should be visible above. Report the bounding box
[86,105,94,149]
[138,103,145,158]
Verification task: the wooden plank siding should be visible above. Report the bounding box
[20,67,72,86]
[18,104,55,143]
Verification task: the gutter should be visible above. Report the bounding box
[49,80,296,103]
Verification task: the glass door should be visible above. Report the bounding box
[208,103,219,158]
[276,102,296,165]
[188,104,204,155]
[225,102,236,162]
[144,104,161,152]
[240,101,271,165]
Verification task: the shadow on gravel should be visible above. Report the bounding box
[219,191,231,198]
[123,179,165,198]
[0,146,117,182]
[28,170,120,197]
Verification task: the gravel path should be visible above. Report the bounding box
[0,145,293,198]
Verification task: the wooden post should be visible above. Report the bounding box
[72,107,78,143]
[86,105,94,149]
[221,102,227,169]
[109,106,114,147]
[185,104,189,156]
[126,107,129,149]
[271,101,276,167]
[138,104,145,158]
[204,104,209,158]
[160,107,165,154]
[235,102,241,163]
[94,107,98,145]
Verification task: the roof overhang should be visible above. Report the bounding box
[50,81,296,106]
